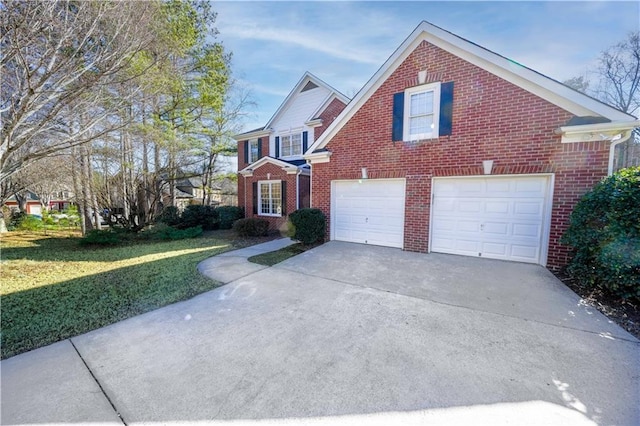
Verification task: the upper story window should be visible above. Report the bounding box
[403,82,441,141]
[280,133,302,157]
[248,139,259,163]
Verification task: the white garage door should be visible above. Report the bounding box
[431,175,552,264]
[332,179,405,248]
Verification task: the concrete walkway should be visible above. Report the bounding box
[197,237,296,283]
[2,240,638,425]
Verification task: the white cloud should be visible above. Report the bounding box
[222,25,385,65]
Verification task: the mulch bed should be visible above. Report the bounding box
[553,270,639,340]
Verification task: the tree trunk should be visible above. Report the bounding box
[71,147,86,235]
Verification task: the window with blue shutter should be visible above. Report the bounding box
[302,131,308,153]
[252,181,258,214]
[392,92,404,141]
[395,81,454,141]
[281,181,287,215]
[275,136,280,158]
[439,82,454,136]
[243,141,249,164]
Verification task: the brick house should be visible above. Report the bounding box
[235,72,349,231]
[303,22,638,269]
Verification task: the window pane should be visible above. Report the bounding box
[410,115,433,135]
[410,91,434,116]
[250,140,259,162]
[271,183,281,214]
[291,133,302,156]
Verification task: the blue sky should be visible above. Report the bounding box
[214,1,640,132]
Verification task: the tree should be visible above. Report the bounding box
[564,32,640,169]
[198,79,253,206]
[0,1,161,184]
[595,32,640,114]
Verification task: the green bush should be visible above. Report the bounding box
[7,212,26,230]
[561,166,640,300]
[141,223,203,240]
[80,229,123,246]
[17,215,44,231]
[232,218,270,237]
[216,206,244,229]
[288,208,326,245]
[180,205,219,230]
[157,206,181,226]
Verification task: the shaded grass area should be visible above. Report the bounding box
[248,243,315,266]
[0,230,268,359]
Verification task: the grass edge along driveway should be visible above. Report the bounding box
[1,230,262,359]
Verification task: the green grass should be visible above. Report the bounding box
[0,229,265,359]
[248,243,311,266]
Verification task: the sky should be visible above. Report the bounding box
[213,1,640,133]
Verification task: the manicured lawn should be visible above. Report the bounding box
[248,243,316,266]
[0,230,267,359]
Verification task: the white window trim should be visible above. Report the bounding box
[248,139,259,163]
[403,82,441,141]
[279,132,303,159]
[258,180,282,217]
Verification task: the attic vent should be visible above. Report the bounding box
[301,81,319,92]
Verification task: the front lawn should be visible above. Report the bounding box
[0,229,269,359]
[248,243,309,266]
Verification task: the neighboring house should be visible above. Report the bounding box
[208,176,238,207]
[4,191,43,216]
[235,72,349,230]
[302,21,638,269]
[48,189,75,212]
[161,176,204,211]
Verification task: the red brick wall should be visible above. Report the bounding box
[314,98,348,140]
[239,163,298,233]
[312,40,609,269]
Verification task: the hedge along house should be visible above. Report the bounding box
[235,72,349,231]
[304,21,639,269]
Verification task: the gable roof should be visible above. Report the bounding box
[308,21,637,153]
[233,72,350,141]
[237,156,305,175]
[264,71,350,130]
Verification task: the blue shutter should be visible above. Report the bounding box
[392,92,404,141]
[243,141,249,164]
[439,82,454,136]
[275,136,280,158]
[302,131,308,154]
[252,182,258,214]
[281,181,287,215]
[257,138,263,159]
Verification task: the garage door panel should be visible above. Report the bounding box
[332,179,405,249]
[483,221,509,236]
[514,201,543,216]
[485,200,510,214]
[431,176,550,264]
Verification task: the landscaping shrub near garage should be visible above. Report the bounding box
[180,205,219,230]
[233,218,269,237]
[561,166,640,300]
[216,206,244,229]
[288,208,326,245]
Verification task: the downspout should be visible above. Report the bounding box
[243,174,247,215]
[607,131,632,176]
[296,168,302,210]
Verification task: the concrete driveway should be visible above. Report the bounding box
[2,241,639,425]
